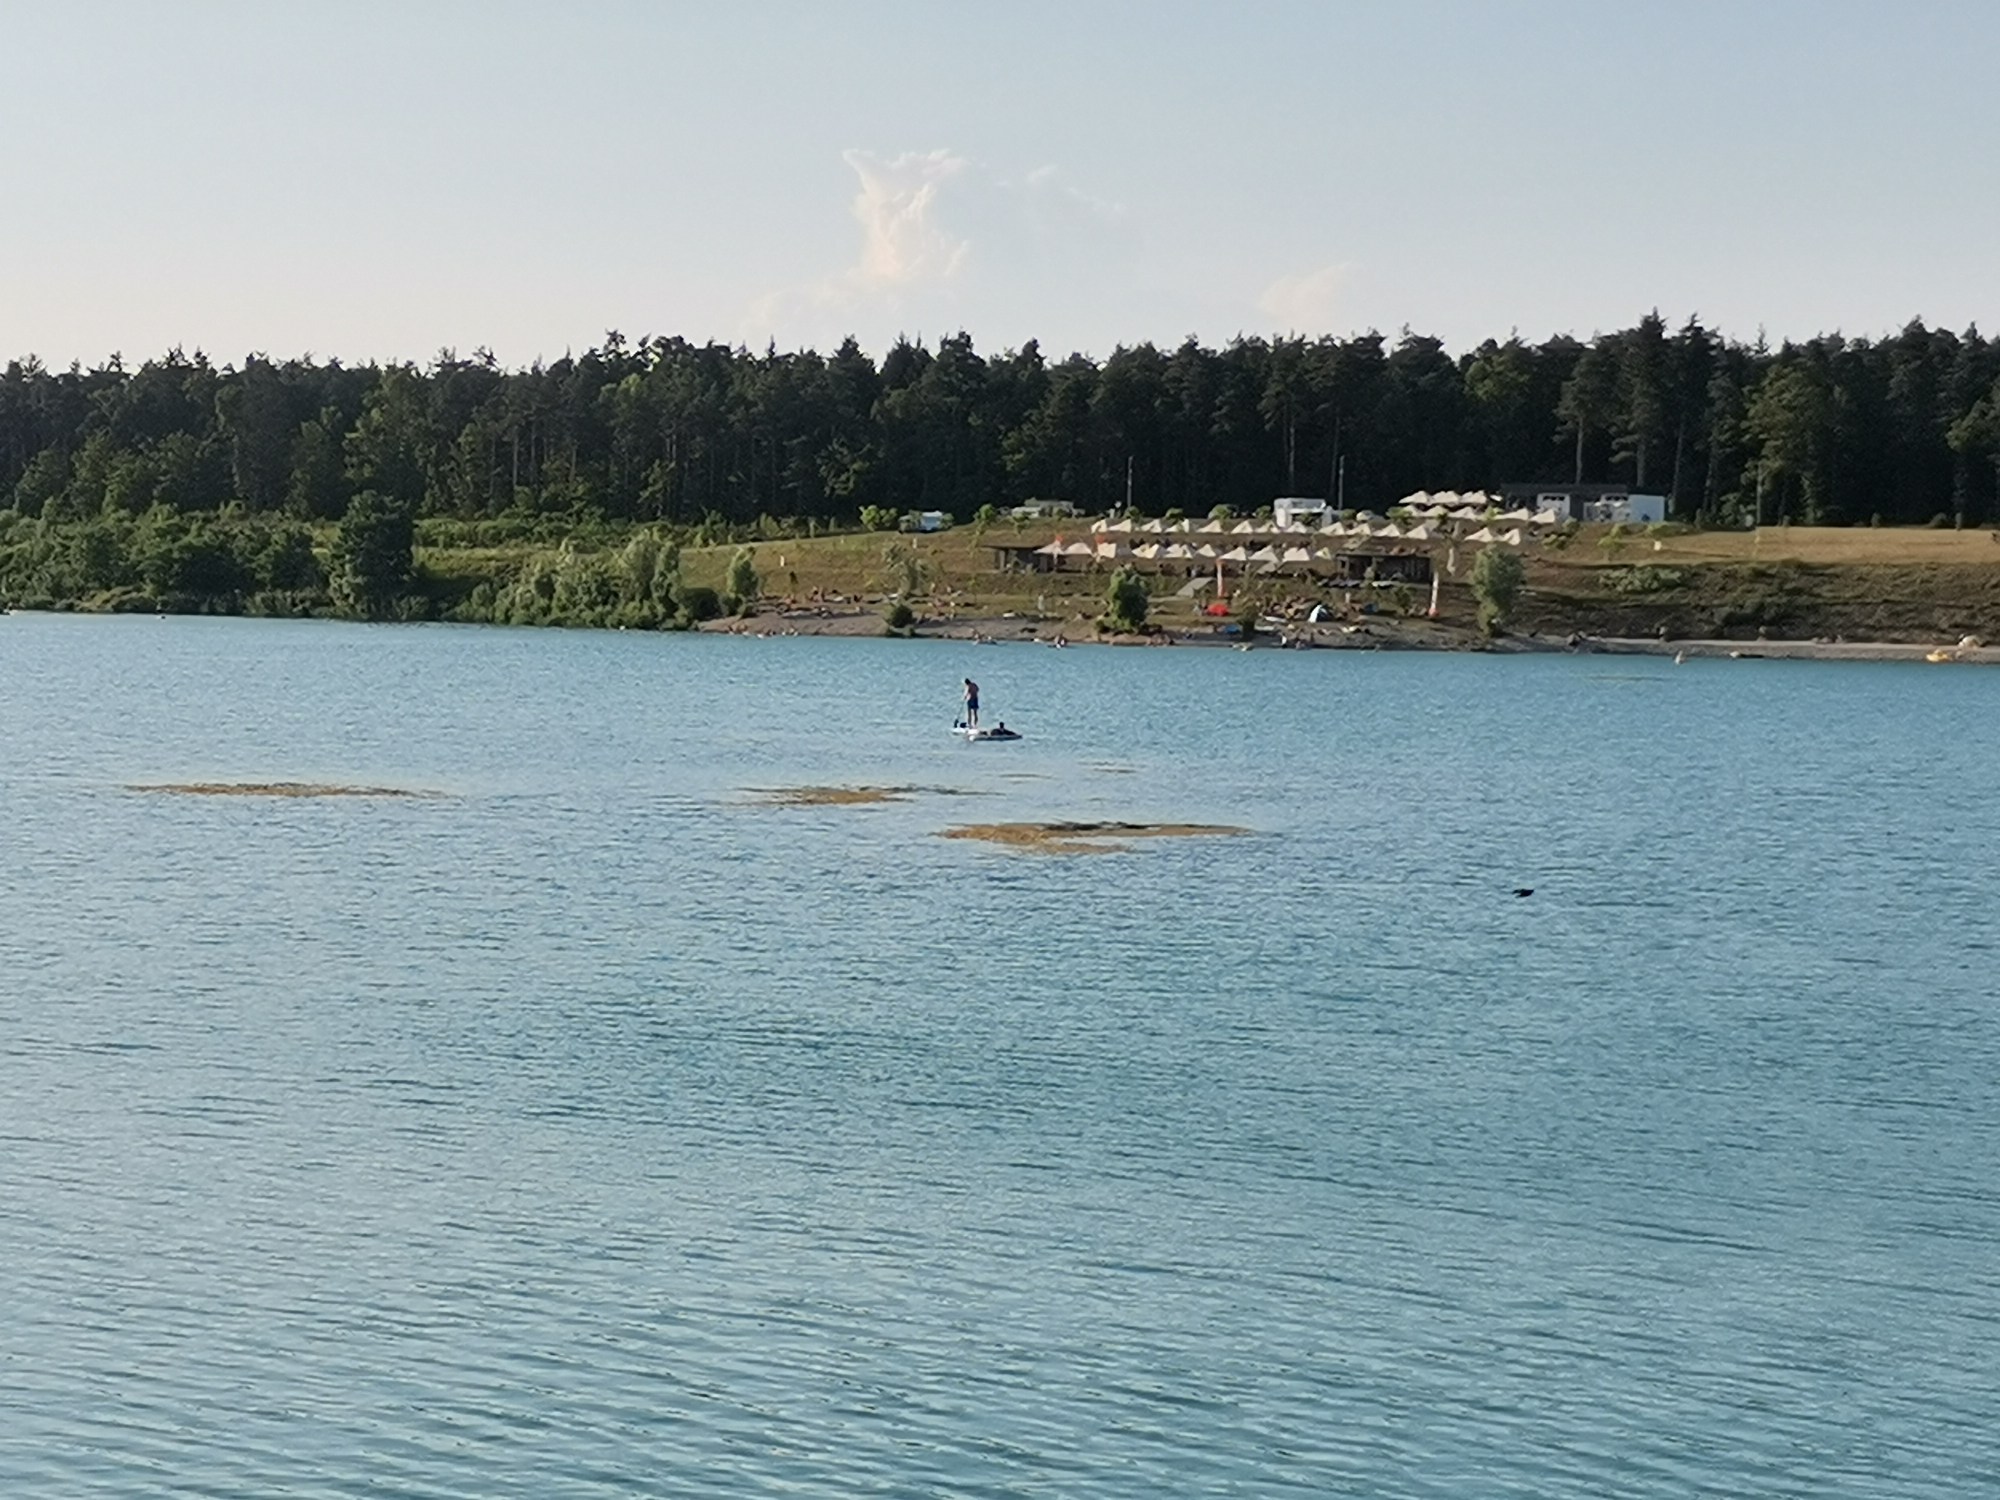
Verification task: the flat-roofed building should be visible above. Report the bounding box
[1499,484,1666,525]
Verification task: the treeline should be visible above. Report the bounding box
[5,315,2000,537]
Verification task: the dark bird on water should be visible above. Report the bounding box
[1513,888,1534,898]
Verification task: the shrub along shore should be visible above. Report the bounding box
[4,506,2000,653]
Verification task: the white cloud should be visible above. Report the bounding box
[844,148,969,287]
[1257,264,1350,332]
[742,150,1137,351]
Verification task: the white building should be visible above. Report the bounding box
[1499,485,1667,525]
[1588,492,1667,525]
[1273,496,1331,527]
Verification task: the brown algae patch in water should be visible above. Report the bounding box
[128,782,441,799]
[940,820,1249,854]
[752,785,912,807]
[746,784,984,807]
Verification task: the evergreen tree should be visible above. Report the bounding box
[329,490,415,618]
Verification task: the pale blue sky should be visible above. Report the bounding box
[1,0,1992,366]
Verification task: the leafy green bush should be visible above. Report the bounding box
[1601,565,1689,595]
[677,584,722,624]
[1469,546,1525,633]
[879,541,928,599]
[1102,565,1149,632]
[724,547,760,609]
[330,491,415,618]
[884,600,916,632]
[135,517,255,604]
[550,544,619,619]
[616,532,671,610]
[258,524,323,592]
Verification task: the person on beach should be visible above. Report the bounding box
[962,677,980,729]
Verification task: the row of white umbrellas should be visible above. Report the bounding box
[1084,519,1458,542]
[1404,504,1562,526]
[1035,529,1524,563]
[1089,516,1336,536]
[1086,506,1558,536]
[1408,500,1504,516]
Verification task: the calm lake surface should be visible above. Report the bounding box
[3,613,1996,1498]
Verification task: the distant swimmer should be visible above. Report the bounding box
[962,677,980,730]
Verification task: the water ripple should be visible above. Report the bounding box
[1,618,1996,1496]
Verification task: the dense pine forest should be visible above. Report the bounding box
[3,314,1999,619]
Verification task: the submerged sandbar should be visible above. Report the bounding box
[128,782,439,799]
[745,784,983,807]
[940,820,1248,853]
[749,785,914,806]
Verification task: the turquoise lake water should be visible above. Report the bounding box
[2,612,1996,1497]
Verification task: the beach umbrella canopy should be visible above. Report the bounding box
[1034,540,1064,556]
[1231,519,1258,535]
[1499,528,1524,546]
[1220,545,1251,562]
[1063,540,1096,556]
[1162,542,1192,559]
[1403,523,1434,541]
[1247,544,1280,563]
[1281,546,1314,565]
[1464,526,1497,543]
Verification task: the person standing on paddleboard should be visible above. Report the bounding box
[962,677,980,730]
